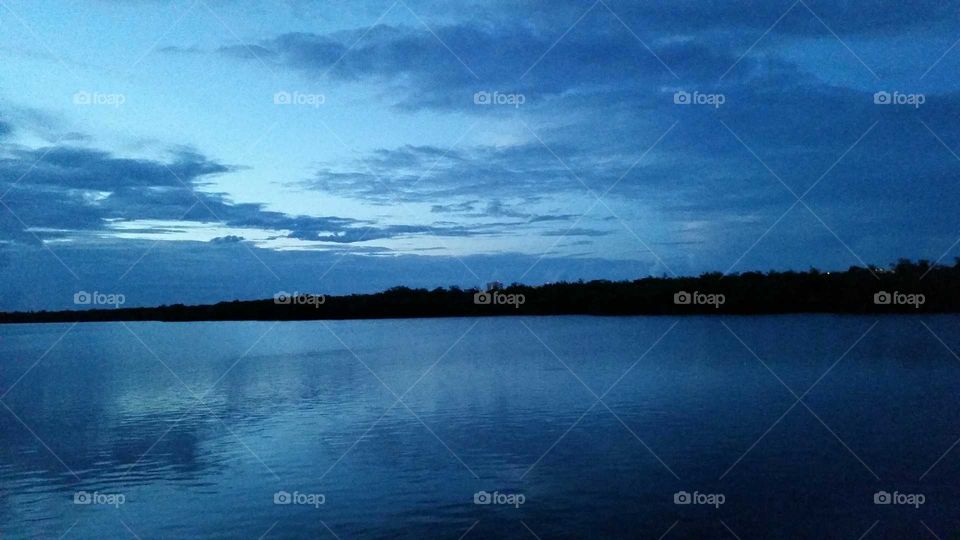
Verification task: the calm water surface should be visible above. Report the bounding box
[2,315,960,538]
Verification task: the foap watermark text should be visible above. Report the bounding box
[673,90,725,108]
[274,490,325,508]
[474,91,526,108]
[874,490,925,508]
[674,290,725,309]
[874,290,925,309]
[274,291,326,308]
[274,91,325,107]
[73,91,126,107]
[74,291,125,308]
[873,91,925,108]
[74,491,125,508]
[674,490,725,508]
[474,490,525,508]
[474,290,525,309]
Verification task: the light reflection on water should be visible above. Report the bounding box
[1,316,959,538]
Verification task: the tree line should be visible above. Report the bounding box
[3,259,960,324]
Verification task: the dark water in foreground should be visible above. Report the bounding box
[1,315,959,539]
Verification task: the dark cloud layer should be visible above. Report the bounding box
[212,23,753,112]
[0,144,511,245]
[0,138,593,248]
[483,0,957,37]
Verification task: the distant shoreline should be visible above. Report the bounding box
[2,260,957,324]
[0,310,951,327]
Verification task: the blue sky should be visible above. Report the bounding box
[1,0,959,310]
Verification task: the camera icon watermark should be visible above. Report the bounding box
[474,290,525,309]
[673,90,725,108]
[274,91,325,107]
[473,490,525,508]
[274,291,326,308]
[274,490,325,508]
[874,490,925,508]
[873,91,924,108]
[74,290,125,308]
[873,91,890,105]
[873,290,925,309]
[673,490,725,508]
[674,290,725,309]
[73,91,126,107]
[473,90,526,108]
[74,491,125,508]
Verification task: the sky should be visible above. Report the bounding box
[1,0,959,310]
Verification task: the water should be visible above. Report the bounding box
[1,315,959,539]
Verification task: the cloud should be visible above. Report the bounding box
[542,228,613,237]
[443,0,955,37]
[210,235,245,244]
[304,143,599,203]
[184,0,960,116]
[285,222,500,243]
[201,21,771,113]
[0,142,508,246]
[430,200,478,214]
[294,78,960,270]
[0,134,593,249]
